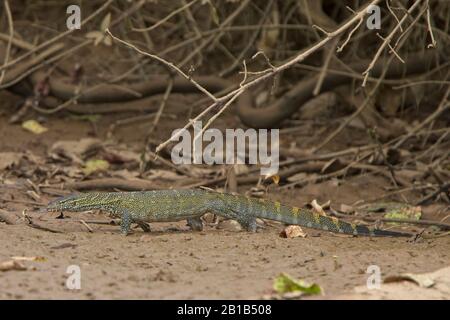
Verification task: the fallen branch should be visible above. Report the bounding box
[64,178,164,191]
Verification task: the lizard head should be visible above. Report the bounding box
[46,193,98,212]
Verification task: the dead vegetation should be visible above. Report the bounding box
[0,0,449,299]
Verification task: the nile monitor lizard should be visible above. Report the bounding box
[46,189,410,237]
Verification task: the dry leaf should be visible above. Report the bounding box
[85,28,111,46]
[287,172,307,182]
[271,175,280,185]
[82,159,109,175]
[100,13,111,31]
[0,260,27,272]
[337,266,450,299]
[50,138,102,164]
[22,120,48,134]
[280,225,307,238]
[85,31,102,39]
[384,273,435,288]
[103,34,112,46]
[11,256,46,262]
[311,199,327,216]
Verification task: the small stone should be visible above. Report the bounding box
[255,218,265,225]
[139,235,152,242]
[217,219,242,232]
[280,225,307,238]
[202,213,216,224]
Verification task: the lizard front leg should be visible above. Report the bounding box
[118,209,150,234]
[120,210,133,236]
[240,217,258,232]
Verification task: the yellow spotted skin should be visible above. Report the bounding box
[46,189,410,237]
[274,201,281,213]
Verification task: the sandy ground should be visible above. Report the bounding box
[1,96,449,299]
[1,218,449,299]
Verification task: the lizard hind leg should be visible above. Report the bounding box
[187,217,204,231]
[136,221,151,232]
[210,202,259,233]
[226,205,259,232]
[238,216,258,233]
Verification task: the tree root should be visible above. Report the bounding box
[1,38,447,128]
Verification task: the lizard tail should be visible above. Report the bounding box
[256,200,411,237]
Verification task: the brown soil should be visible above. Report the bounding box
[1,95,449,299]
[1,220,449,299]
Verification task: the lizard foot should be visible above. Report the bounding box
[136,221,151,232]
[187,217,204,231]
[120,210,132,235]
[238,217,258,233]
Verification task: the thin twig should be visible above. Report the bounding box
[0,0,113,73]
[394,87,450,148]
[106,29,217,102]
[79,220,94,233]
[362,0,423,86]
[0,32,34,50]
[155,0,383,153]
[425,0,437,48]
[0,0,13,85]
[132,0,199,32]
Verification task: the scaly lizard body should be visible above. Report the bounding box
[46,189,410,237]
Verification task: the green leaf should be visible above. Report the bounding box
[383,204,421,224]
[273,273,322,296]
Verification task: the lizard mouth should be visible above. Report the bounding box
[44,205,62,213]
